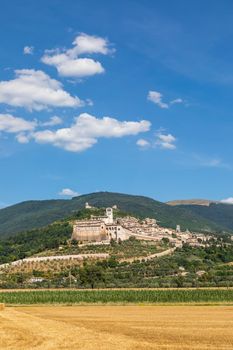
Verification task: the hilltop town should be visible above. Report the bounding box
[72,202,214,248]
[0,200,232,290]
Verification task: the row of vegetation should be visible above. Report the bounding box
[1,242,233,289]
[1,288,233,305]
[35,236,163,259]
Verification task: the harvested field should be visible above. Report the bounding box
[1,305,233,349]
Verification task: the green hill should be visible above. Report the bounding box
[0,192,228,238]
[176,203,233,231]
[0,208,111,264]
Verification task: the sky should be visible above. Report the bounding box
[1,0,233,206]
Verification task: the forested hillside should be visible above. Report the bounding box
[176,203,233,231]
[0,192,229,237]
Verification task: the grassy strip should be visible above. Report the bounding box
[1,289,233,305]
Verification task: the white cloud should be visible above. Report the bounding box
[71,33,112,55]
[42,33,113,78]
[43,57,104,78]
[220,197,233,204]
[155,132,176,150]
[170,98,183,105]
[32,113,151,152]
[59,188,79,197]
[0,113,37,144]
[147,91,168,109]
[0,114,36,133]
[42,116,63,126]
[148,90,184,109]
[137,130,177,151]
[23,46,34,55]
[16,133,31,144]
[136,138,150,148]
[0,69,83,111]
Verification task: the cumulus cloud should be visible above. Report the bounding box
[71,33,112,55]
[23,46,34,55]
[32,113,151,152]
[155,132,176,149]
[0,114,36,133]
[137,131,177,150]
[59,188,79,197]
[43,57,104,78]
[147,91,168,109]
[0,69,83,111]
[42,33,113,78]
[220,197,233,204]
[42,116,63,126]
[147,90,183,109]
[136,138,150,148]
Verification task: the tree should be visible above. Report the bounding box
[175,275,184,288]
[79,264,105,289]
[162,237,169,245]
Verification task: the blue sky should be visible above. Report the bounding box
[1,0,233,206]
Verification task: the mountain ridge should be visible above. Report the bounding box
[0,191,229,237]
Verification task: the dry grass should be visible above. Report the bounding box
[0,305,233,349]
[0,303,4,310]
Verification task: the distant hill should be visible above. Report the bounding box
[175,203,233,232]
[0,192,228,238]
[167,199,218,206]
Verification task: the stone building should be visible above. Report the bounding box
[72,220,107,242]
[85,202,94,209]
[72,208,129,242]
[91,207,114,224]
[72,206,206,247]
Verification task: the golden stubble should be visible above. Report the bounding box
[1,305,233,349]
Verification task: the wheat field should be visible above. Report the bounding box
[0,305,233,349]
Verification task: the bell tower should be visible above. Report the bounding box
[106,207,113,224]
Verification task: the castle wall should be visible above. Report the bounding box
[72,220,108,242]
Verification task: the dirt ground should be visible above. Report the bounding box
[0,305,233,349]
